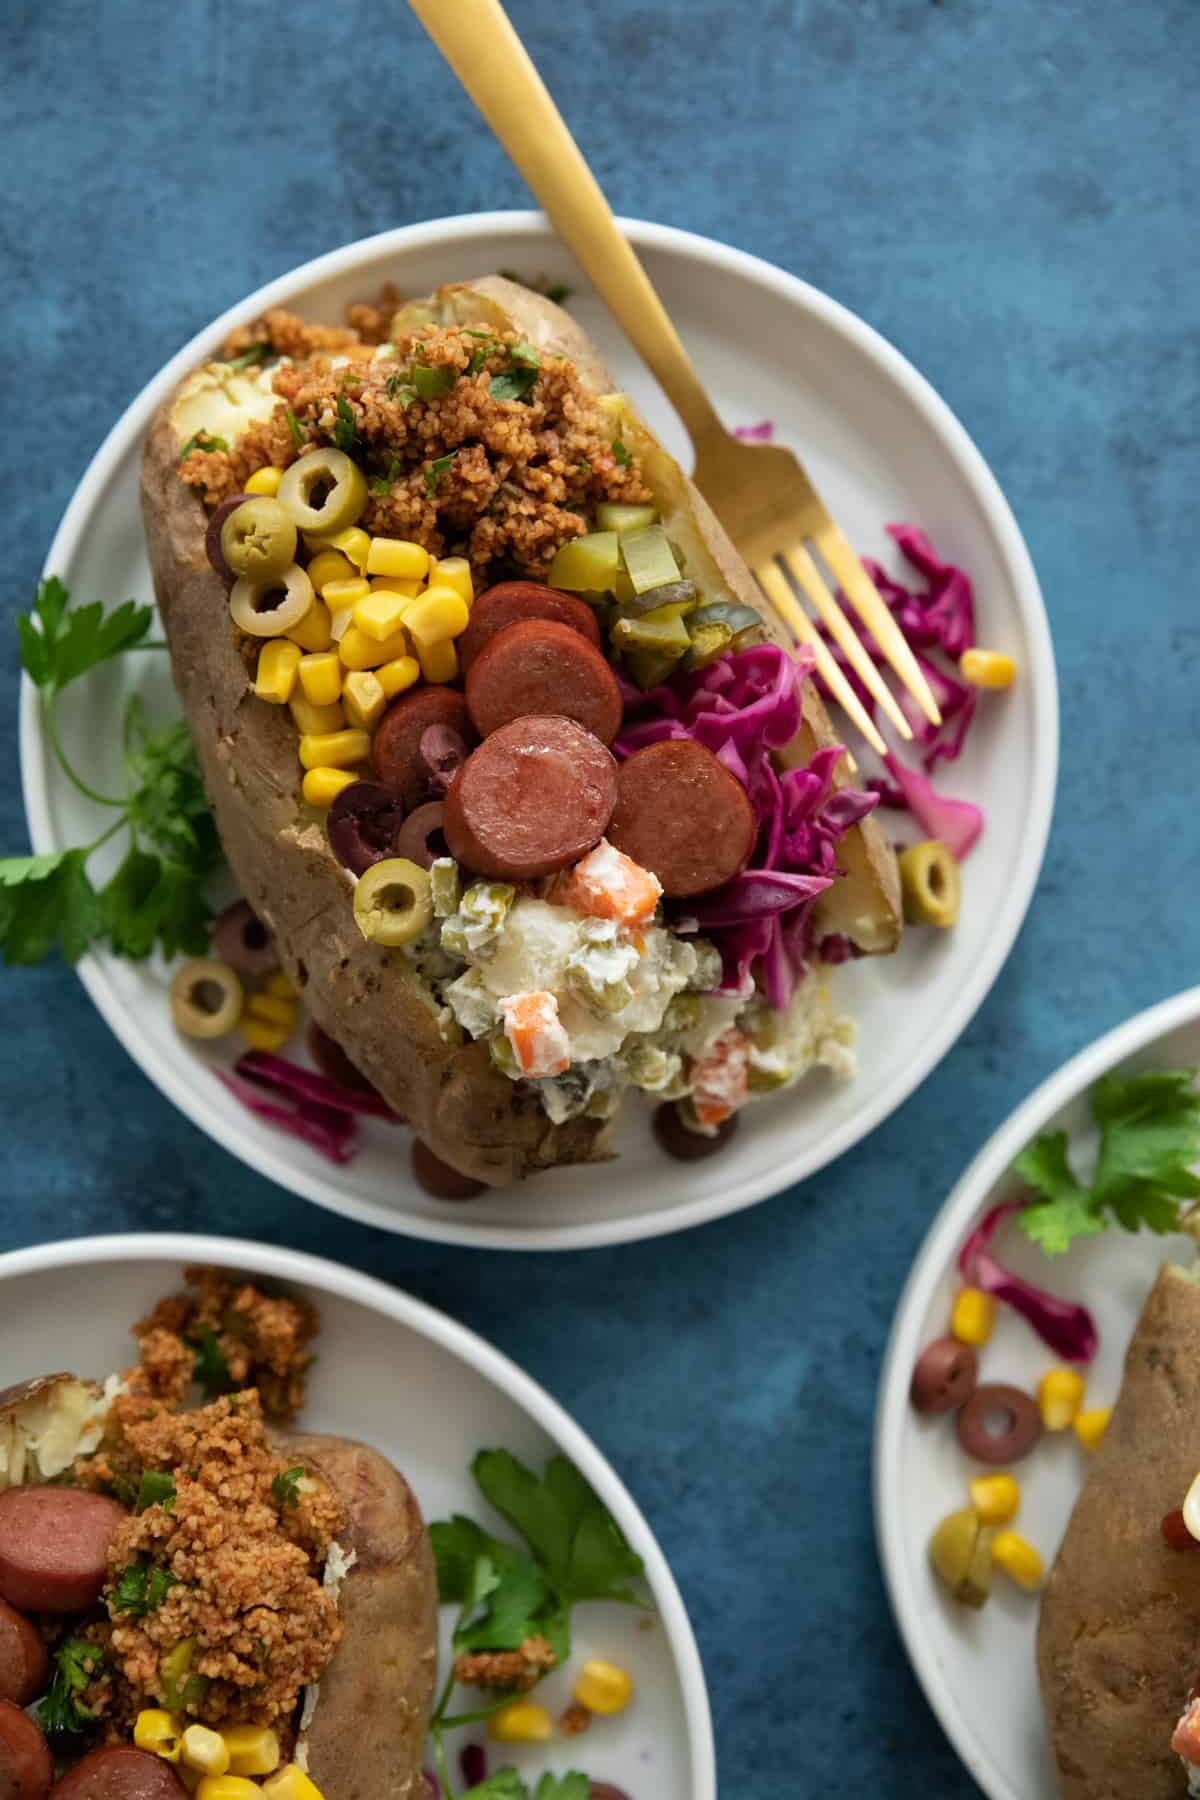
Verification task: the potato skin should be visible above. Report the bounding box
[281,1434,437,1800]
[141,274,899,1186]
[1037,1266,1200,1799]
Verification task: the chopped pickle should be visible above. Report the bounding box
[619,524,681,595]
[612,610,692,659]
[665,992,701,1032]
[688,600,762,641]
[684,620,733,669]
[623,646,688,690]
[489,1032,519,1077]
[595,502,659,533]
[624,1041,682,1091]
[430,857,462,918]
[548,531,620,593]
[617,578,699,619]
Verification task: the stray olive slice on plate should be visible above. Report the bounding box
[229,563,314,638]
[209,899,278,978]
[928,1508,994,1608]
[353,857,433,947]
[220,496,298,581]
[899,839,961,928]
[277,446,368,534]
[170,959,243,1039]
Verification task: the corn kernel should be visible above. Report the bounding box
[353,589,411,643]
[991,1529,1044,1591]
[307,550,357,595]
[951,1286,996,1347]
[254,639,302,705]
[960,648,1016,690]
[238,1017,291,1053]
[181,1726,230,1777]
[370,577,421,599]
[573,1658,634,1716]
[246,992,296,1029]
[302,766,360,808]
[418,637,458,684]
[261,1766,325,1800]
[377,656,421,699]
[297,652,343,708]
[1073,1406,1111,1452]
[968,1473,1020,1527]
[1038,1367,1086,1431]
[220,1725,281,1778]
[324,526,371,571]
[134,1710,183,1762]
[431,555,474,605]
[266,970,297,999]
[340,624,411,671]
[405,587,470,650]
[322,577,371,612]
[195,1780,262,1800]
[488,1701,553,1744]
[244,466,284,497]
[287,600,334,654]
[329,607,354,643]
[343,670,386,731]
[366,536,429,582]
[299,729,371,771]
[290,695,345,736]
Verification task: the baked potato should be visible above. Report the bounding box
[142,275,901,1186]
[1037,1265,1200,1798]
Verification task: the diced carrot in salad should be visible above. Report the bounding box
[690,1031,750,1130]
[560,839,663,929]
[501,990,571,1079]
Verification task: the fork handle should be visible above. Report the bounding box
[408,0,725,452]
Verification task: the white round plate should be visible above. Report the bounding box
[0,1232,714,1799]
[21,211,1057,1248]
[875,985,1200,1800]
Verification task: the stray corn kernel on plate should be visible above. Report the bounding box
[18,214,1056,1247]
[0,1234,715,1800]
[875,986,1200,1800]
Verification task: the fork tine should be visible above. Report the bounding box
[755,560,885,760]
[781,543,914,742]
[809,518,943,726]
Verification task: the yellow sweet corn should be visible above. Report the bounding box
[245,992,296,1029]
[238,1017,291,1053]
[297,652,343,708]
[220,1725,281,1778]
[307,550,357,594]
[261,1766,325,1800]
[322,577,371,613]
[960,648,1016,690]
[968,1473,1020,1526]
[298,728,371,771]
[366,536,429,582]
[370,576,421,599]
[328,607,354,643]
[266,970,297,999]
[418,637,459,684]
[343,670,386,731]
[287,600,334,654]
[377,656,421,699]
[1073,1406,1111,1452]
[991,1529,1044,1591]
[404,587,470,650]
[302,766,360,808]
[324,526,371,571]
[244,466,284,497]
[254,639,302,705]
[290,695,345,736]
[573,1658,634,1716]
[353,589,411,643]
[195,1780,262,1800]
[431,555,474,605]
[1038,1367,1086,1431]
[339,624,411,671]
[488,1701,553,1744]
[134,1710,183,1762]
[950,1286,996,1347]
[181,1725,230,1776]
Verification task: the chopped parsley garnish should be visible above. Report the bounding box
[35,1638,106,1737]
[509,340,540,368]
[271,1465,305,1510]
[112,1561,176,1617]
[285,407,305,448]
[178,431,228,461]
[370,454,403,499]
[467,337,497,375]
[136,1469,177,1514]
[425,452,457,495]
[192,1326,231,1396]
[411,363,457,402]
[333,396,357,452]
[543,283,572,306]
[611,438,632,467]
[490,367,538,404]
[225,343,271,371]
[386,371,417,405]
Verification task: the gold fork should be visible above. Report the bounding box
[409,0,941,757]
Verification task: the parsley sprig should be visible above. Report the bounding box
[34,1638,107,1737]
[427,1450,647,1798]
[1016,1068,1200,1254]
[112,1559,176,1616]
[2,577,219,966]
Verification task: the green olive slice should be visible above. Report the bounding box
[229,563,315,638]
[169,959,243,1039]
[353,857,434,947]
[899,839,961,928]
[277,447,368,534]
[220,497,298,581]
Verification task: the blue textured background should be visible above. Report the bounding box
[4,2,1199,1793]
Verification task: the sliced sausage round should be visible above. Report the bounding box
[50,1748,187,1800]
[0,1488,126,1615]
[371,688,474,810]
[0,1600,49,1708]
[444,716,618,880]
[458,582,602,671]
[0,1701,51,1800]
[607,739,757,897]
[465,619,623,746]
